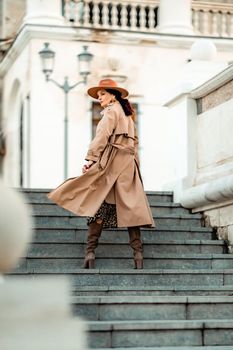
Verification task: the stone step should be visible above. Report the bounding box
[72,285,233,297]
[86,319,233,348]
[34,227,216,242]
[30,203,190,216]
[95,347,233,350]
[8,269,233,287]
[72,295,233,321]
[24,241,226,258]
[13,253,233,273]
[15,189,233,349]
[20,189,174,204]
[33,214,203,228]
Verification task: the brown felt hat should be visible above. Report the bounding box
[87,79,129,99]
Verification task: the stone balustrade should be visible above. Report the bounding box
[3,1,233,39]
[63,0,159,32]
[192,1,233,37]
[63,0,233,37]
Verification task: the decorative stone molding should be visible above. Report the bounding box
[191,63,233,99]
[180,173,233,209]
[1,21,233,78]
[0,24,88,78]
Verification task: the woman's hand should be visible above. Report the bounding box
[82,160,95,174]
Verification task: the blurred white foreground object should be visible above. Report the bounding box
[0,179,33,273]
[0,180,87,350]
[0,277,87,350]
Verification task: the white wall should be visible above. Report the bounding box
[196,98,233,184]
[29,39,93,188]
[29,41,196,190]
[172,92,233,250]
[162,95,197,201]
[163,61,233,232]
[2,28,233,190]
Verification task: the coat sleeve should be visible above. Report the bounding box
[85,108,118,162]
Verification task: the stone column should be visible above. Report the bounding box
[23,0,65,26]
[157,0,194,35]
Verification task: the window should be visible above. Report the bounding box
[91,102,139,137]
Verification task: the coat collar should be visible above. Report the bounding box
[100,102,118,116]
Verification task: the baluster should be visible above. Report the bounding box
[229,11,233,38]
[192,9,201,35]
[130,4,137,31]
[73,0,79,24]
[140,5,147,31]
[83,1,90,26]
[73,0,82,24]
[93,1,100,27]
[102,1,109,28]
[111,2,118,29]
[148,6,155,32]
[70,0,76,21]
[221,10,228,37]
[211,10,219,36]
[64,0,71,21]
[121,3,128,29]
[202,9,210,36]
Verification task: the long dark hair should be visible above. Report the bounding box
[106,89,134,117]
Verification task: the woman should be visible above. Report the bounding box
[48,79,155,269]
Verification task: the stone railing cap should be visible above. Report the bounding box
[191,63,233,99]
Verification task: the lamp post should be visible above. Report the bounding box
[38,43,93,180]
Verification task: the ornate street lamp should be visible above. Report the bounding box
[78,45,93,83]
[38,42,55,80]
[38,43,93,179]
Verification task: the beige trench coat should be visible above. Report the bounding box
[48,102,155,228]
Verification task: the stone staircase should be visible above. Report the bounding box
[10,189,233,349]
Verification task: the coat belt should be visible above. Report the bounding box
[110,142,135,155]
[99,142,135,170]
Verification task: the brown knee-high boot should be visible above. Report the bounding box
[83,220,103,269]
[128,226,143,269]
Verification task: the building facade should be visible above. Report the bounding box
[0,0,233,191]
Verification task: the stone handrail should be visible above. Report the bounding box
[63,0,233,37]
